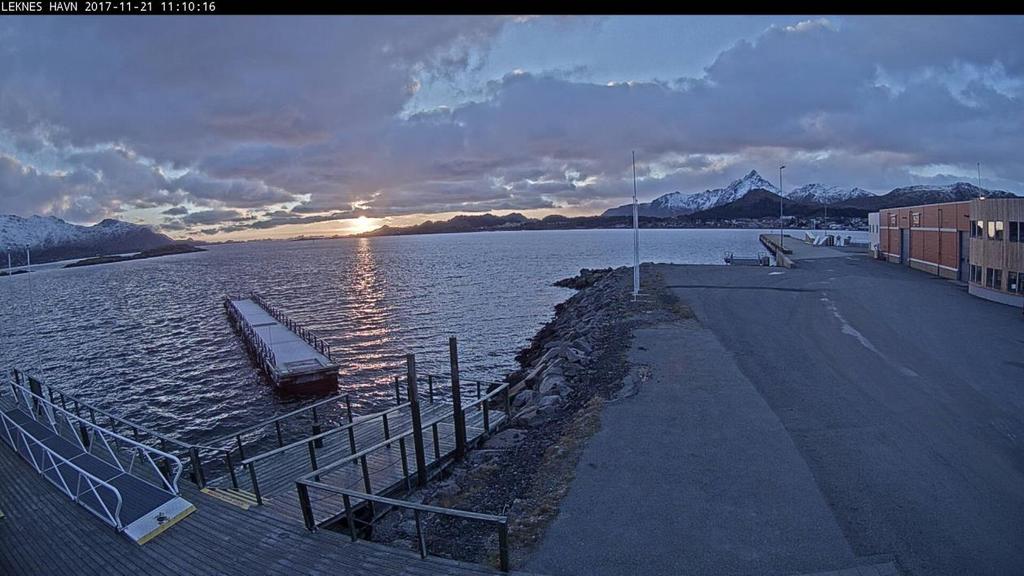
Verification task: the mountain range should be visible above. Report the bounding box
[0,215,174,265]
[602,170,1015,219]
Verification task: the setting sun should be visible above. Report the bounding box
[346,216,379,235]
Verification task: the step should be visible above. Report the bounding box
[202,487,261,509]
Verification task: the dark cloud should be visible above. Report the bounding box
[0,16,1021,235]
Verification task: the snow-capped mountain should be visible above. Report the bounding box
[839,182,1016,211]
[0,215,173,265]
[786,184,874,205]
[602,170,780,218]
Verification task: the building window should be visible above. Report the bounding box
[971,264,982,283]
[970,220,977,237]
[1009,272,1020,294]
[986,267,995,288]
[1011,221,1021,243]
[995,220,1004,241]
[995,269,1002,289]
[987,221,996,239]
[976,220,985,238]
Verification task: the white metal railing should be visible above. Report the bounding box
[0,411,126,529]
[6,377,184,495]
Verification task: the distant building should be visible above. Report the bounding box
[868,212,880,254]
[874,197,1024,307]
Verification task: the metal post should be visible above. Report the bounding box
[225,451,239,489]
[498,523,510,572]
[307,440,319,481]
[779,164,786,252]
[414,509,427,559]
[428,375,434,404]
[342,493,356,540]
[248,462,262,505]
[432,422,440,460]
[382,413,391,448]
[449,337,467,460]
[345,395,357,454]
[235,435,245,460]
[190,446,206,488]
[399,436,411,492]
[312,407,323,448]
[394,375,401,404]
[298,483,316,531]
[406,354,428,486]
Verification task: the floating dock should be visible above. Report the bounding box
[224,292,339,393]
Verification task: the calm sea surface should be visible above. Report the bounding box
[0,228,865,444]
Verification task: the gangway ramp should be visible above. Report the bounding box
[0,379,194,544]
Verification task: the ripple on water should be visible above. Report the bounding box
[0,228,866,444]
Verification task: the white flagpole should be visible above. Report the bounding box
[632,151,640,298]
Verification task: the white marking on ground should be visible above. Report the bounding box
[769,271,785,275]
[821,296,918,377]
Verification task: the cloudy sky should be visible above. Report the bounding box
[1,16,1022,239]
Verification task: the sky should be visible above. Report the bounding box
[0,15,1022,240]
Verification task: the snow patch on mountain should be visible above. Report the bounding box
[786,184,874,205]
[0,215,173,264]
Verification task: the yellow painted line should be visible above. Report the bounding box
[137,504,196,546]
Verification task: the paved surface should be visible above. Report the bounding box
[530,247,1024,575]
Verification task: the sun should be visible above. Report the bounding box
[347,216,378,235]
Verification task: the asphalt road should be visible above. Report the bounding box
[529,249,1024,576]
[658,252,1024,575]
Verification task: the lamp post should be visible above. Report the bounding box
[779,165,786,250]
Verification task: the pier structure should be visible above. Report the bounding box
[0,337,519,573]
[223,291,339,392]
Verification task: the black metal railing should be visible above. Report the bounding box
[250,292,334,362]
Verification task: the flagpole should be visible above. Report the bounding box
[632,151,640,298]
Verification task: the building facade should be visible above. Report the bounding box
[967,197,1024,306]
[876,197,1024,307]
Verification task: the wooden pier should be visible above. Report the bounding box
[1,338,520,573]
[224,292,339,393]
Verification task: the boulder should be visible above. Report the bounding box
[512,389,535,410]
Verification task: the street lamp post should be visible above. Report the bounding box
[779,165,786,250]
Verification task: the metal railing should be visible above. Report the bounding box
[6,376,184,495]
[10,369,202,486]
[250,291,334,362]
[298,481,510,571]
[293,357,514,570]
[238,399,410,505]
[192,392,352,491]
[0,411,126,530]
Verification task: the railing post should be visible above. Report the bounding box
[342,493,356,541]
[345,395,357,455]
[382,413,391,448]
[414,509,427,559]
[449,337,467,460]
[432,422,441,460]
[428,375,434,404]
[399,437,411,492]
[298,482,316,531]
[248,462,263,505]
[190,446,206,488]
[225,451,239,490]
[394,375,402,404]
[307,440,319,482]
[312,407,323,448]
[235,435,246,460]
[498,522,510,572]
[407,354,428,487]
[275,420,283,447]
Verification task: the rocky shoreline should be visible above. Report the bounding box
[371,265,692,568]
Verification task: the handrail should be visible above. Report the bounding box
[207,393,350,448]
[241,401,410,466]
[8,378,184,495]
[249,291,334,362]
[11,369,192,450]
[296,476,510,570]
[297,406,455,480]
[461,380,511,412]
[1,412,126,530]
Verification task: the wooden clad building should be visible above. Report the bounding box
[876,197,1024,307]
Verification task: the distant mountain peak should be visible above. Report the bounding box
[0,215,172,265]
[787,183,874,205]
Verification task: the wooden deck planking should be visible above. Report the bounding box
[0,441,523,575]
